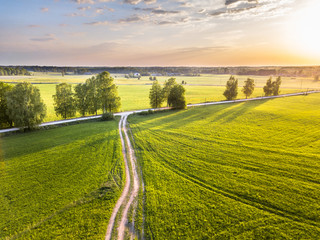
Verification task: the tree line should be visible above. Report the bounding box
[0,67,31,76]
[149,78,187,109]
[0,71,121,130]
[223,76,282,100]
[0,82,46,129]
[53,71,121,119]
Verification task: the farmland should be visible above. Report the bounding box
[128,93,320,239]
[0,120,124,239]
[2,73,318,123]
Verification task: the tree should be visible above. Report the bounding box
[272,76,282,96]
[149,80,164,108]
[6,82,46,129]
[97,71,121,113]
[74,83,89,116]
[168,84,186,109]
[263,77,273,96]
[0,82,13,128]
[162,78,177,106]
[263,77,281,96]
[86,76,101,115]
[223,76,238,100]
[53,83,76,119]
[242,78,255,99]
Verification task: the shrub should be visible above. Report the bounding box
[101,112,114,121]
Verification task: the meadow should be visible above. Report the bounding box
[2,72,316,123]
[0,120,124,239]
[128,93,320,239]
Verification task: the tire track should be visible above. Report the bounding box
[105,114,142,240]
[105,115,131,240]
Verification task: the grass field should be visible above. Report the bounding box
[0,120,124,239]
[30,84,302,122]
[1,73,318,123]
[128,93,320,239]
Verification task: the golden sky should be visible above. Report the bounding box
[0,0,319,66]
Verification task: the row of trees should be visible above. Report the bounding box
[53,71,121,119]
[0,67,31,76]
[149,78,186,109]
[223,76,282,100]
[0,82,46,129]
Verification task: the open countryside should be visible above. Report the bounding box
[1,0,320,239]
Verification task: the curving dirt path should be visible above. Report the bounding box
[117,114,140,240]
[105,114,141,240]
[105,115,131,240]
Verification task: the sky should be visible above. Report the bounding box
[0,0,320,66]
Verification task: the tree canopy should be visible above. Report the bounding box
[0,82,13,128]
[168,84,187,109]
[149,80,164,108]
[53,83,76,119]
[263,77,282,96]
[242,78,255,99]
[223,76,238,100]
[6,82,46,129]
[162,78,177,106]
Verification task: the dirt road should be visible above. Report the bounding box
[105,114,141,240]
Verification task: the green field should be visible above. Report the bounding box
[24,84,302,123]
[128,93,320,239]
[1,73,319,123]
[0,120,124,239]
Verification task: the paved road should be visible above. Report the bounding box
[1,90,319,134]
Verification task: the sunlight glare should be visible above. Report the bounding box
[288,1,320,56]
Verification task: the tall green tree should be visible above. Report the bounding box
[162,78,177,106]
[149,80,164,108]
[0,82,13,128]
[97,71,121,113]
[223,76,238,100]
[86,77,101,115]
[263,77,273,96]
[6,82,46,129]
[168,84,187,109]
[242,78,255,99]
[74,83,89,116]
[272,76,282,96]
[53,83,76,119]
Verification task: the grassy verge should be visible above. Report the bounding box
[128,93,320,239]
[0,120,124,239]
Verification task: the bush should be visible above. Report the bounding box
[138,110,154,115]
[101,112,115,121]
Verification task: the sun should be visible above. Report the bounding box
[287,1,320,57]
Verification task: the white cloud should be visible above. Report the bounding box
[41,7,49,12]
[84,21,109,25]
[71,0,95,4]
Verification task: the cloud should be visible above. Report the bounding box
[206,0,294,19]
[123,0,156,5]
[59,23,68,27]
[118,15,147,24]
[78,6,91,10]
[71,0,95,4]
[66,12,86,17]
[98,0,114,2]
[41,7,49,12]
[28,25,41,28]
[84,21,108,25]
[144,0,156,4]
[30,37,55,42]
[134,7,180,15]
[96,7,104,13]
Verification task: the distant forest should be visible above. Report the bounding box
[0,67,31,76]
[1,65,320,78]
